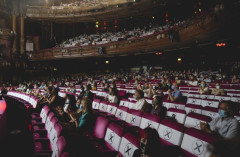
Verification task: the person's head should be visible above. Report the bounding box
[153,96,163,107]
[134,89,144,100]
[207,138,240,157]
[190,75,194,80]
[215,83,221,89]
[66,94,76,106]
[218,101,235,118]
[154,83,161,89]
[201,81,206,87]
[139,127,161,156]
[81,98,92,113]
[47,86,53,94]
[171,82,178,90]
[51,87,58,96]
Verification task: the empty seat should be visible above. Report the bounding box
[200,94,215,100]
[187,97,202,106]
[92,122,124,156]
[181,128,217,157]
[113,106,129,121]
[168,101,186,110]
[185,104,203,114]
[92,99,101,110]
[84,116,109,140]
[99,100,109,113]
[139,113,161,130]
[158,119,184,146]
[167,108,187,124]
[125,109,143,127]
[119,99,130,108]
[202,106,219,119]
[106,103,118,116]
[184,112,212,130]
[201,99,219,108]
[118,132,139,157]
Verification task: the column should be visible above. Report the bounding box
[12,14,17,54]
[20,15,24,55]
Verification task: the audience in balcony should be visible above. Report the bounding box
[211,83,225,95]
[198,81,210,94]
[200,101,240,139]
[167,82,182,102]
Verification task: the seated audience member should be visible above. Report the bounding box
[150,96,167,119]
[33,84,41,98]
[174,76,181,85]
[167,82,182,102]
[83,84,94,100]
[105,87,118,103]
[165,79,172,90]
[211,83,225,95]
[69,98,93,132]
[207,138,240,157]
[132,89,151,113]
[1,84,8,94]
[78,85,85,99]
[132,127,161,157]
[150,83,164,98]
[198,81,210,94]
[200,101,240,139]
[102,83,109,92]
[231,74,239,84]
[187,75,198,86]
[204,74,212,83]
[91,83,97,90]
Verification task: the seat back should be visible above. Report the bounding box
[168,101,186,110]
[106,103,118,116]
[99,100,109,112]
[45,112,54,128]
[185,104,203,114]
[125,109,143,127]
[184,112,212,130]
[187,97,202,105]
[50,123,63,148]
[202,106,219,119]
[201,99,219,108]
[92,99,101,110]
[119,99,130,108]
[139,113,161,130]
[115,106,129,121]
[52,136,66,157]
[118,132,139,157]
[181,128,216,157]
[47,117,58,133]
[128,100,137,109]
[104,122,124,151]
[166,108,186,124]
[93,116,110,139]
[40,105,50,123]
[158,119,184,146]
[214,95,231,101]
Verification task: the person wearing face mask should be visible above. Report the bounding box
[200,101,240,139]
[167,82,182,102]
[198,81,210,94]
[132,90,151,113]
[132,127,161,157]
[211,83,225,95]
[83,84,94,101]
[150,96,167,119]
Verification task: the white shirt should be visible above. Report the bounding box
[108,95,118,104]
[132,98,146,110]
[188,80,198,86]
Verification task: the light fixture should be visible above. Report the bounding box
[178,58,182,61]
[152,16,155,19]
[105,60,109,64]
